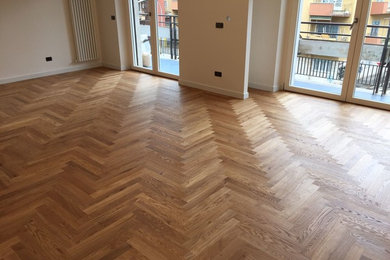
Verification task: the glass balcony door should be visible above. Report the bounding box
[156,0,179,75]
[287,0,390,110]
[130,0,154,70]
[130,0,179,78]
[287,0,363,100]
[346,0,390,109]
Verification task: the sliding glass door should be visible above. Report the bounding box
[287,0,390,110]
[130,0,179,77]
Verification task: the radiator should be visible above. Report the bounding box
[69,0,98,63]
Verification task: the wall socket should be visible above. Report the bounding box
[214,71,223,77]
[45,57,53,62]
[216,22,224,29]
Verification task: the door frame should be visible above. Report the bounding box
[128,0,179,80]
[283,0,390,110]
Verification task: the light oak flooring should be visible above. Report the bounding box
[1,68,390,259]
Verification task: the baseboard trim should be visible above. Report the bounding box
[102,63,123,71]
[179,80,249,99]
[249,82,280,92]
[0,62,102,84]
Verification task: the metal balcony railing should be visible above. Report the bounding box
[300,21,390,44]
[298,21,390,94]
[157,14,179,60]
[295,56,390,94]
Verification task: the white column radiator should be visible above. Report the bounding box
[69,0,98,63]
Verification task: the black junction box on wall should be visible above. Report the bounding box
[215,71,223,77]
[216,22,224,29]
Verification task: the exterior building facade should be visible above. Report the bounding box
[300,0,390,44]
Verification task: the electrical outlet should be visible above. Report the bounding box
[45,57,53,62]
[216,22,224,29]
[215,71,222,77]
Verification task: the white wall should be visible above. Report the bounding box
[0,0,101,84]
[249,0,287,92]
[179,0,253,99]
[1,0,290,96]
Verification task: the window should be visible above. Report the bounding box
[371,20,380,37]
[317,24,339,38]
[319,0,343,10]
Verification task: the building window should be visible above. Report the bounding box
[317,24,339,38]
[371,20,380,37]
[319,0,343,10]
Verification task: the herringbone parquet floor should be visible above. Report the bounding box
[1,68,390,259]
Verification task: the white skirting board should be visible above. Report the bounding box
[249,82,281,92]
[179,80,249,99]
[0,62,102,85]
[102,63,127,71]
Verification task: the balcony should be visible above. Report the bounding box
[310,3,333,16]
[294,21,390,103]
[158,15,179,75]
[309,3,350,18]
[138,14,179,75]
[332,9,351,17]
[371,2,390,15]
[171,1,178,11]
